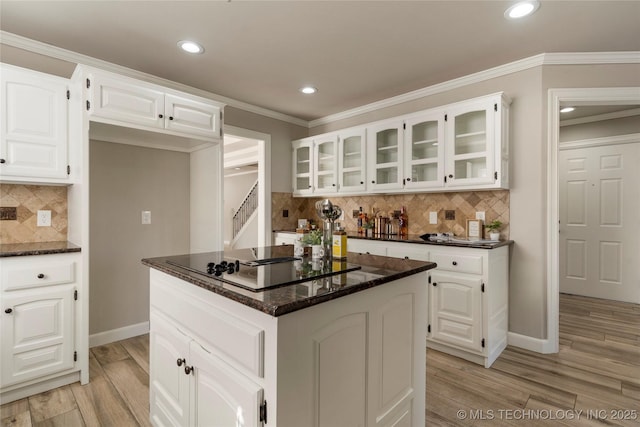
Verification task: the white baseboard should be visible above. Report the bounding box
[508,332,556,354]
[89,321,149,348]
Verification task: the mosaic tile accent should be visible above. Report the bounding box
[272,190,510,240]
[0,184,68,244]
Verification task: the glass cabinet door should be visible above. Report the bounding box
[314,134,338,194]
[292,139,313,195]
[338,128,366,193]
[404,113,444,189]
[367,120,404,191]
[445,100,495,186]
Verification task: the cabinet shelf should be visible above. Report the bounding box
[344,152,361,157]
[377,145,398,152]
[453,152,488,162]
[412,139,438,146]
[455,130,486,139]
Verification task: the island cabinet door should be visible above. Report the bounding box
[149,312,191,427]
[190,342,264,427]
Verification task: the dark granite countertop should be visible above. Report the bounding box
[0,241,82,257]
[142,246,436,317]
[273,229,513,249]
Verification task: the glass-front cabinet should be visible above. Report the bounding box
[338,127,366,193]
[444,98,497,187]
[404,112,444,190]
[313,134,339,194]
[367,119,404,192]
[292,138,314,196]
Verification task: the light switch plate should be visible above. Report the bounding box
[37,210,51,227]
[476,211,486,221]
[141,211,151,225]
[429,211,438,224]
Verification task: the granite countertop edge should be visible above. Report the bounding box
[0,241,82,257]
[142,256,436,317]
[273,229,513,249]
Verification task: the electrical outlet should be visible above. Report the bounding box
[429,211,438,224]
[352,210,360,219]
[445,210,455,220]
[141,211,151,225]
[37,210,51,227]
[476,211,486,221]
[283,209,289,218]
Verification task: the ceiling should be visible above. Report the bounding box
[1,1,639,122]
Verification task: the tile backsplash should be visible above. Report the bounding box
[272,190,510,240]
[0,184,68,244]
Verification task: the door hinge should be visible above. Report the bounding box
[444,114,448,122]
[67,165,71,175]
[259,400,267,424]
[86,100,90,111]
[494,171,498,180]
[66,90,70,100]
[494,103,498,112]
[74,351,77,362]
[481,338,485,348]
[86,78,90,89]
[428,324,431,333]
[74,289,78,300]
[481,283,485,293]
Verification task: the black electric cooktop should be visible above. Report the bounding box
[165,246,361,292]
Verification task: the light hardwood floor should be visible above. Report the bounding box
[2,293,639,426]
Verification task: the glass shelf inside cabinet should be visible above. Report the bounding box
[411,121,439,161]
[454,110,486,155]
[317,143,335,172]
[454,157,488,179]
[412,163,438,183]
[376,167,398,185]
[376,129,398,164]
[296,176,311,190]
[342,136,362,168]
[296,147,310,174]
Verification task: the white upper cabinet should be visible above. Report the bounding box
[291,92,509,196]
[86,68,223,141]
[313,133,338,194]
[0,64,69,182]
[338,127,367,193]
[367,119,404,192]
[292,138,314,195]
[403,111,445,190]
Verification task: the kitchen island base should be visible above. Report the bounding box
[149,267,427,427]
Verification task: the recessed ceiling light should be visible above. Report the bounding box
[504,1,540,19]
[560,107,575,113]
[177,40,204,54]
[300,86,317,94]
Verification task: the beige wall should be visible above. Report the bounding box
[89,140,190,335]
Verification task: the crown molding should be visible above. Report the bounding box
[3,31,638,130]
[309,52,640,127]
[0,31,309,128]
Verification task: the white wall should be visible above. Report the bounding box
[191,144,223,253]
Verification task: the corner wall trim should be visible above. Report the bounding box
[507,332,555,354]
[89,321,150,348]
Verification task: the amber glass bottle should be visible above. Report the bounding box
[399,206,409,236]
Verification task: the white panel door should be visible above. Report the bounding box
[165,94,220,138]
[560,142,640,303]
[0,66,68,179]
[1,285,75,387]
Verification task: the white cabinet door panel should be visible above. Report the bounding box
[165,94,220,138]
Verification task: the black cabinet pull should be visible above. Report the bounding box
[0,159,5,164]
[169,116,174,121]
[360,181,364,184]
[5,308,12,314]
[159,114,164,119]
[448,174,454,178]
[37,273,45,279]
[371,180,375,184]
[332,184,336,186]
[184,365,194,375]
[406,177,411,181]
[452,261,457,266]
[177,358,186,367]
[432,282,437,287]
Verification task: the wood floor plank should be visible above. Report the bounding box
[1,399,31,427]
[120,335,150,375]
[90,343,131,366]
[100,359,152,427]
[32,409,84,427]
[26,387,77,424]
[70,374,139,427]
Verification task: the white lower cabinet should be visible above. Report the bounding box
[427,245,509,367]
[0,252,86,403]
[149,265,427,426]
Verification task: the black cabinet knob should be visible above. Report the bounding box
[177,358,186,367]
[371,180,375,184]
[360,181,364,184]
[452,261,457,266]
[184,365,194,375]
[407,178,411,181]
[159,114,164,119]
[0,159,5,164]
[433,282,437,287]
[37,273,45,279]
[5,308,12,314]
[169,116,174,121]
[332,184,336,187]
[448,174,454,178]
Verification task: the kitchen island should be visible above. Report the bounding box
[142,245,435,427]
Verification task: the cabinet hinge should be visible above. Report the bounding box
[481,338,485,348]
[494,103,498,112]
[74,351,77,362]
[67,165,71,175]
[444,176,447,184]
[481,283,485,293]
[444,114,448,122]
[403,123,406,130]
[86,78,90,89]
[428,275,431,284]
[66,90,70,100]
[259,400,267,424]
[494,171,498,180]
[74,289,78,300]
[86,100,90,111]
[428,324,431,333]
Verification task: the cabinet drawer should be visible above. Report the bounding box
[2,260,76,291]
[431,252,482,275]
[386,244,429,261]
